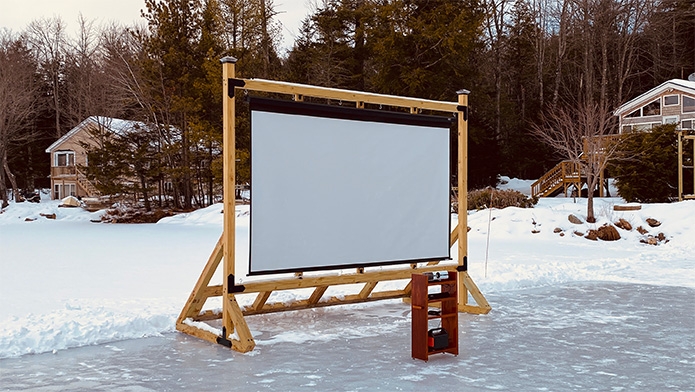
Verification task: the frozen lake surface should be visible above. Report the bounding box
[2,281,693,391]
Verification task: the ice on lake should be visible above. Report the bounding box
[1,282,693,391]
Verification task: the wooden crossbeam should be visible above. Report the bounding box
[359,281,378,299]
[308,286,329,304]
[239,79,458,113]
[176,235,223,324]
[242,290,409,316]
[252,291,272,311]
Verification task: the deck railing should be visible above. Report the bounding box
[51,166,77,176]
[531,161,581,198]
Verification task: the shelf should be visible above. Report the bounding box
[411,272,459,361]
[427,313,457,320]
[427,347,458,355]
[427,296,457,303]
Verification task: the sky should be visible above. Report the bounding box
[0,0,312,51]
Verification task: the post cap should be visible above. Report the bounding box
[220,56,238,64]
[456,89,470,95]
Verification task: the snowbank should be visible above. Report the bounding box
[0,181,693,358]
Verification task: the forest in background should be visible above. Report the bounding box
[0,0,693,209]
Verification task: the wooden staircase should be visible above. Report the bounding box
[76,168,102,197]
[531,161,583,198]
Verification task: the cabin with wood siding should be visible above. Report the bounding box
[614,79,695,133]
[45,116,145,200]
[531,79,695,198]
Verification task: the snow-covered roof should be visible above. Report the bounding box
[614,79,695,117]
[45,116,148,153]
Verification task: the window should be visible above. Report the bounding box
[626,109,641,118]
[664,95,679,106]
[622,125,632,133]
[53,183,76,199]
[55,151,75,167]
[682,120,693,129]
[643,99,661,116]
[684,96,695,113]
[663,116,679,125]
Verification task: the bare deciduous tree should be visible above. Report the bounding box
[531,100,620,222]
[0,31,42,207]
[27,17,67,138]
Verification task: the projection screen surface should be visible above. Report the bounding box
[249,98,452,275]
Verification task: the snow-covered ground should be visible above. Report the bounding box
[1,182,694,390]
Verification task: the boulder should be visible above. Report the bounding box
[568,214,583,224]
[646,218,661,227]
[585,230,598,240]
[615,218,632,231]
[597,224,621,241]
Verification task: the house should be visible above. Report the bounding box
[531,78,695,198]
[614,78,695,133]
[45,116,145,200]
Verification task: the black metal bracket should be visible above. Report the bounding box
[457,105,469,121]
[216,326,233,348]
[456,256,468,272]
[227,274,246,293]
[227,78,246,99]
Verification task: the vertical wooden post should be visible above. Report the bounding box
[456,90,469,309]
[678,130,683,202]
[221,56,237,340]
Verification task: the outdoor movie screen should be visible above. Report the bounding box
[248,97,453,276]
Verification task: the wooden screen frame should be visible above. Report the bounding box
[176,57,490,353]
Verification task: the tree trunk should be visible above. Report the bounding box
[140,172,151,212]
[585,170,596,223]
[0,149,8,208]
[3,151,22,203]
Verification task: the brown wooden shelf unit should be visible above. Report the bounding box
[411,272,459,361]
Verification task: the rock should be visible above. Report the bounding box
[553,227,563,233]
[531,229,540,234]
[559,232,565,237]
[568,214,583,224]
[657,232,666,241]
[574,231,584,237]
[40,213,56,220]
[615,218,632,231]
[597,224,621,241]
[646,218,661,227]
[636,226,648,235]
[585,230,598,240]
[24,217,36,222]
[640,235,661,245]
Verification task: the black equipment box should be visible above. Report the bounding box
[427,328,449,350]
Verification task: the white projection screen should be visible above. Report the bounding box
[248,97,452,275]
